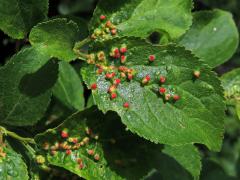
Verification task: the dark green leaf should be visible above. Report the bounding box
[0,0,48,39]
[221,68,240,104]
[0,47,58,126]
[29,18,80,62]
[53,61,85,111]
[163,145,202,179]
[35,108,123,180]
[90,0,193,40]
[178,10,239,68]
[0,145,28,180]
[81,37,225,151]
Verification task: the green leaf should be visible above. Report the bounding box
[0,0,48,39]
[29,18,80,62]
[178,10,239,68]
[81,37,225,151]
[0,145,28,180]
[35,107,193,179]
[0,47,58,126]
[35,108,123,180]
[163,145,202,179]
[221,68,240,104]
[53,61,85,111]
[90,0,193,40]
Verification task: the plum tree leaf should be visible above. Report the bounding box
[0,145,28,180]
[178,10,239,68]
[29,18,80,62]
[0,0,48,39]
[0,47,58,126]
[81,37,225,151]
[35,107,123,180]
[53,61,85,111]
[89,0,193,40]
[163,145,202,179]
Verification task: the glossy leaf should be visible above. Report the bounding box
[0,47,58,126]
[36,107,194,179]
[0,0,48,39]
[29,18,80,62]
[53,61,85,110]
[35,108,123,180]
[178,10,239,68]
[163,145,202,179]
[0,145,28,180]
[81,37,225,151]
[90,0,193,40]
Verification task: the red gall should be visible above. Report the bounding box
[111,93,117,99]
[173,95,180,101]
[142,75,151,84]
[94,154,100,161]
[87,149,94,156]
[111,29,117,35]
[97,68,103,74]
[128,73,133,80]
[121,55,127,64]
[76,158,82,164]
[149,55,155,62]
[108,85,117,93]
[120,45,127,53]
[105,20,112,28]
[66,149,72,155]
[105,72,115,79]
[123,102,129,108]
[159,76,166,83]
[79,161,84,169]
[100,15,106,20]
[61,129,69,138]
[159,87,166,94]
[114,79,121,85]
[91,83,97,90]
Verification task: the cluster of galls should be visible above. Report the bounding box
[42,127,100,170]
[91,15,117,41]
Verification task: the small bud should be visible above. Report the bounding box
[123,102,129,108]
[159,87,166,94]
[97,51,106,61]
[100,15,106,20]
[111,93,117,99]
[94,154,100,161]
[87,149,94,156]
[159,76,166,83]
[61,129,69,138]
[149,55,155,62]
[91,83,97,90]
[193,70,200,78]
[165,94,171,101]
[83,137,90,144]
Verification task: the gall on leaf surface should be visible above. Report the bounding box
[0,144,28,180]
[35,107,123,180]
[0,47,58,126]
[0,0,48,39]
[35,107,195,180]
[178,9,239,68]
[53,61,85,111]
[89,0,193,40]
[29,18,80,62]
[81,37,225,151]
